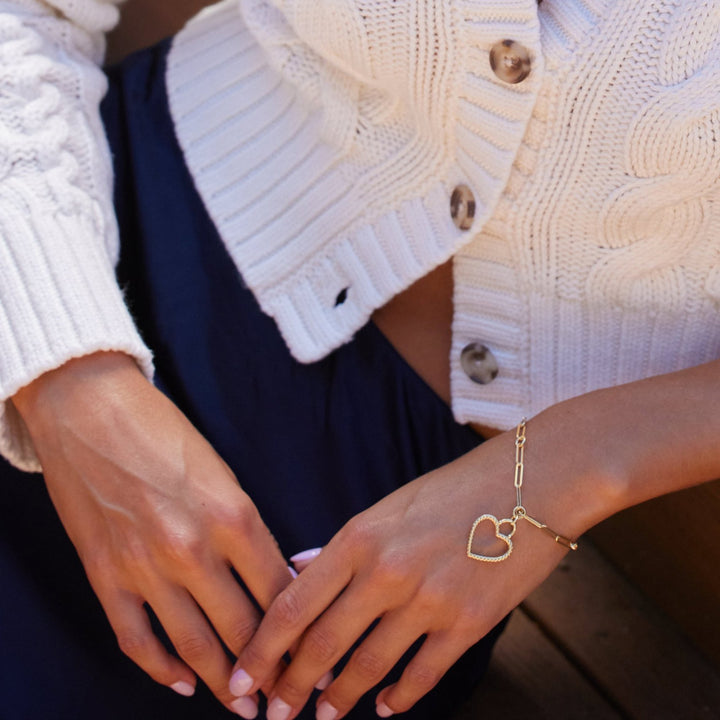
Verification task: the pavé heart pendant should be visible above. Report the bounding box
[466,514,517,562]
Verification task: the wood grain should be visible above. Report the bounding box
[456,609,622,720]
[522,540,720,719]
[590,481,720,669]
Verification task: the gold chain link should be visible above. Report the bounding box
[466,419,578,562]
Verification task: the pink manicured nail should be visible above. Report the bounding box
[288,565,299,579]
[314,670,333,691]
[231,696,259,719]
[291,547,322,572]
[170,681,195,697]
[376,702,394,718]
[290,547,322,564]
[316,700,338,720]
[267,697,293,720]
[229,668,254,697]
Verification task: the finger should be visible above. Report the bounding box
[375,631,472,717]
[267,586,391,714]
[232,544,353,695]
[263,568,413,720]
[184,565,293,704]
[186,564,262,657]
[236,639,331,700]
[231,636,332,701]
[99,587,197,696]
[312,609,424,719]
[222,502,293,610]
[152,586,259,718]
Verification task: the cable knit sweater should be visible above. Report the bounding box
[1,0,719,472]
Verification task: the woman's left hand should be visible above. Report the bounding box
[231,360,720,719]
[229,426,597,719]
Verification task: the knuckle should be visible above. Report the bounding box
[159,529,208,573]
[340,514,373,552]
[117,538,154,574]
[116,629,154,661]
[239,640,273,671]
[404,662,442,692]
[371,550,410,590]
[275,677,310,705]
[80,544,107,570]
[452,603,489,639]
[414,584,451,619]
[270,586,306,631]
[174,631,215,663]
[214,498,256,537]
[302,625,339,665]
[349,647,388,681]
[225,617,258,654]
[453,617,478,641]
[82,548,117,585]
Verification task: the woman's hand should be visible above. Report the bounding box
[229,360,720,720]
[229,420,607,720]
[13,351,291,718]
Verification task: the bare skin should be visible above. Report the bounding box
[13,352,290,718]
[372,259,500,439]
[232,356,720,720]
[227,266,720,719]
[13,266,720,720]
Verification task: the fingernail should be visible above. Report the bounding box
[316,700,338,720]
[170,681,195,697]
[314,670,333,691]
[288,565,299,579]
[377,702,394,718]
[229,668,254,697]
[267,697,293,720]
[231,696,259,719]
[290,547,322,564]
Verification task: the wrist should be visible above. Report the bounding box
[524,362,720,541]
[523,404,627,542]
[13,351,144,437]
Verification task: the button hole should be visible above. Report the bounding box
[334,287,349,307]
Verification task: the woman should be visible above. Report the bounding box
[1,1,719,719]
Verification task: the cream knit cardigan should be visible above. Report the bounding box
[1,0,720,471]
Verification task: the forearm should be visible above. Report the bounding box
[520,360,720,541]
[0,0,152,472]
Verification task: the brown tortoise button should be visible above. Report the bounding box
[489,40,532,84]
[450,185,476,231]
[460,343,499,385]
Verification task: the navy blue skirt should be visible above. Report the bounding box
[0,40,503,719]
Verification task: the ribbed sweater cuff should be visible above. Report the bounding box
[0,205,153,473]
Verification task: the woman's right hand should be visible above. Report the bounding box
[12,351,291,718]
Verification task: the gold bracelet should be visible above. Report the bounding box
[466,419,578,563]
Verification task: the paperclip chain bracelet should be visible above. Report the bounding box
[467,419,578,563]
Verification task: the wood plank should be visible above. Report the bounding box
[455,609,622,720]
[590,481,720,669]
[523,540,720,719]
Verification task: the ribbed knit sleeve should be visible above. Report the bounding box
[0,0,153,473]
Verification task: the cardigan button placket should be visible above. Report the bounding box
[450,185,476,231]
[460,343,499,385]
[489,40,532,84]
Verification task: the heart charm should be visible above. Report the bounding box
[467,514,516,563]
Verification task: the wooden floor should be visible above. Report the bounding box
[455,541,720,720]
